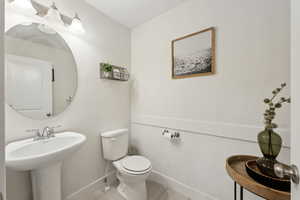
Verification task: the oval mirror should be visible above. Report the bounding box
[5,23,78,120]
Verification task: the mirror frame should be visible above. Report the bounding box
[5,20,78,120]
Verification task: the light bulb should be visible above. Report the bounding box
[10,0,36,15]
[44,2,64,27]
[69,13,85,34]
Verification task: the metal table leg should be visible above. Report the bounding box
[234,182,237,200]
[240,186,244,200]
[234,182,244,200]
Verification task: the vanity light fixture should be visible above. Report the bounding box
[69,13,85,34]
[10,0,36,15]
[44,2,65,27]
[8,0,85,35]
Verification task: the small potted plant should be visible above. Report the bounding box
[256,83,290,177]
[101,63,113,78]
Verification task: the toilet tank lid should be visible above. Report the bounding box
[101,129,128,138]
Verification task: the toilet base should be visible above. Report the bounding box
[117,180,147,200]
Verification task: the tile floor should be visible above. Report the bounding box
[93,181,190,200]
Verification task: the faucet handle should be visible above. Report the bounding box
[26,129,43,140]
[47,125,62,137]
[50,125,62,132]
[26,128,40,134]
[52,125,62,129]
[26,128,39,132]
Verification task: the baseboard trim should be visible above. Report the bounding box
[132,114,290,148]
[149,170,218,200]
[64,169,218,200]
[65,171,116,200]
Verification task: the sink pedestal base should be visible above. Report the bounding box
[31,162,62,200]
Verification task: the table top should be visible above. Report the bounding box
[226,155,290,200]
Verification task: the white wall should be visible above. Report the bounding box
[6,36,77,116]
[0,0,6,199]
[291,0,300,198]
[131,0,290,199]
[5,0,131,200]
[131,124,290,200]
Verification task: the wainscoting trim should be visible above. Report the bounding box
[131,115,290,148]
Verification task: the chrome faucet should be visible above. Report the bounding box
[26,125,61,141]
[42,126,53,138]
[26,129,44,141]
[42,125,62,138]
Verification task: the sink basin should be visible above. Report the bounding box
[6,132,86,171]
[5,131,86,200]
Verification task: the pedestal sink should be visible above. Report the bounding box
[6,132,86,200]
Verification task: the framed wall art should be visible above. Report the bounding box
[172,27,216,79]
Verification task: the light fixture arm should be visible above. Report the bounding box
[50,2,58,10]
[74,13,80,20]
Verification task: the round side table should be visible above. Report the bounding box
[226,155,290,200]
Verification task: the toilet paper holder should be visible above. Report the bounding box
[162,129,180,139]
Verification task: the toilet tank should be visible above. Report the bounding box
[101,129,129,161]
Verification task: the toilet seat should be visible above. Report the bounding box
[114,156,152,175]
[122,156,151,172]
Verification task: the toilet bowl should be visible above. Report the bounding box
[113,155,152,200]
[101,129,152,200]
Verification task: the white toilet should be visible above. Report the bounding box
[101,129,152,200]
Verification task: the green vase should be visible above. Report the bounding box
[256,129,282,177]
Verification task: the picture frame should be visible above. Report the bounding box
[172,27,216,79]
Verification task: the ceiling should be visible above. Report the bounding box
[84,0,188,28]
